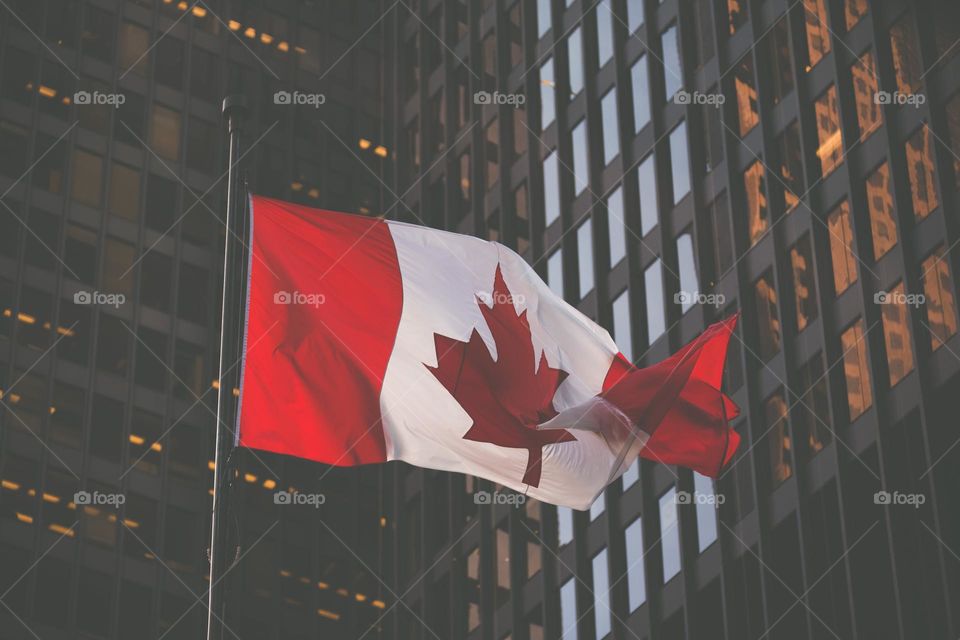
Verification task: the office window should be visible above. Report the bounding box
[458,151,471,215]
[560,578,578,640]
[601,89,619,165]
[612,290,633,362]
[778,122,804,211]
[676,232,698,314]
[702,87,723,173]
[631,55,650,132]
[71,149,103,207]
[814,86,843,176]
[706,192,733,277]
[645,259,665,343]
[767,19,794,104]
[558,506,574,545]
[841,319,873,420]
[571,120,589,195]
[155,37,184,89]
[803,0,831,68]
[904,126,938,219]
[607,187,626,266]
[548,247,564,297]
[922,248,958,349]
[744,160,768,245]
[597,5,613,67]
[765,390,792,483]
[485,119,499,189]
[496,528,511,604]
[827,201,858,295]
[661,25,681,100]
[624,517,646,609]
[592,549,611,639]
[669,122,690,204]
[118,22,148,75]
[525,500,543,579]
[852,52,881,140]
[537,0,551,37]
[150,104,181,160]
[880,282,915,386]
[728,0,749,34]
[866,162,897,260]
[659,488,681,582]
[466,546,480,631]
[589,493,605,521]
[577,218,594,297]
[544,151,560,225]
[845,0,868,30]
[638,153,658,235]
[541,57,556,128]
[734,54,759,135]
[513,104,526,156]
[621,460,639,489]
[790,235,818,332]
[694,472,718,551]
[109,163,140,220]
[627,0,643,33]
[568,27,584,97]
[796,353,831,456]
[755,270,781,361]
[890,15,922,94]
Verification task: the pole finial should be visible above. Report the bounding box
[222,94,248,133]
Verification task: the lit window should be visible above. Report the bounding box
[734,54,759,135]
[661,25,681,101]
[592,549,611,639]
[754,270,781,361]
[568,27,584,97]
[544,151,560,225]
[560,577,578,640]
[601,88,619,165]
[904,126,939,219]
[118,22,149,76]
[866,162,897,260]
[676,232,698,314]
[558,506,574,545]
[71,149,103,207]
[851,52,881,140]
[814,86,843,176]
[803,0,831,69]
[644,259,665,344]
[659,488,681,582]
[625,517,646,609]
[577,217,594,297]
[571,120,589,195]
[150,104,181,161]
[541,57,556,128]
[606,187,626,266]
[694,472,718,551]
[880,282,915,386]
[790,235,818,332]
[728,0,749,34]
[890,15,923,94]
[765,390,792,483]
[548,246,564,298]
[637,153,658,235]
[921,247,959,349]
[845,0,868,30]
[841,319,873,420]
[631,55,650,132]
[612,289,633,362]
[827,200,858,295]
[669,121,690,204]
[743,160,768,245]
[948,93,960,193]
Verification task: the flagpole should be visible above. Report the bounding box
[206,94,248,640]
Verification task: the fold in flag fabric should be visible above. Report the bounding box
[237,196,741,510]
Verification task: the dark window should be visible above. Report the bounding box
[145,173,177,231]
[96,314,130,376]
[178,263,209,324]
[82,5,115,62]
[790,234,818,332]
[134,326,169,391]
[794,353,831,458]
[764,390,792,484]
[90,394,125,462]
[0,121,29,177]
[64,222,98,284]
[754,270,781,360]
[190,47,219,103]
[155,37,184,89]
[109,162,141,220]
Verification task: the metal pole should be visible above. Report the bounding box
[206,94,248,640]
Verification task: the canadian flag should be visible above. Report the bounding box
[237,196,740,509]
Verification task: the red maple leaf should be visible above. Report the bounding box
[425,265,575,487]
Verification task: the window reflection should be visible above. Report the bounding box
[743,160,768,245]
[661,25,681,101]
[765,390,792,484]
[766,19,794,104]
[625,517,646,609]
[904,126,938,219]
[803,0,831,69]
[537,0,551,37]
[693,473,718,551]
[727,0,749,34]
[557,506,574,546]
[637,153,658,235]
[852,52,881,140]
[568,27,584,97]
[841,319,873,420]
[880,282,915,386]
[627,0,643,34]
[577,217,594,298]
[606,187,626,266]
[755,270,781,361]
[541,57,555,128]
[612,289,633,362]
[676,232,698,314]
[592,549,610,638]
[571,120,589,195]
[845,0,868,30]
[669,121,690,204]
[548,247,564,298]
[866,162,897,260]
[631,55,650,132]
[890,16,923,94]
[790,235,818,332]
[544,150,560,225]
[814,86,843,176]
[734,54,759,135]
[560,577,577,640]
[659,488,680,582]
[921,247,959,350]
[827,201,858,295]
[601,88,619,165]
[597,5,613,67]
[644,259,665,343]
[778,122,804,210]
